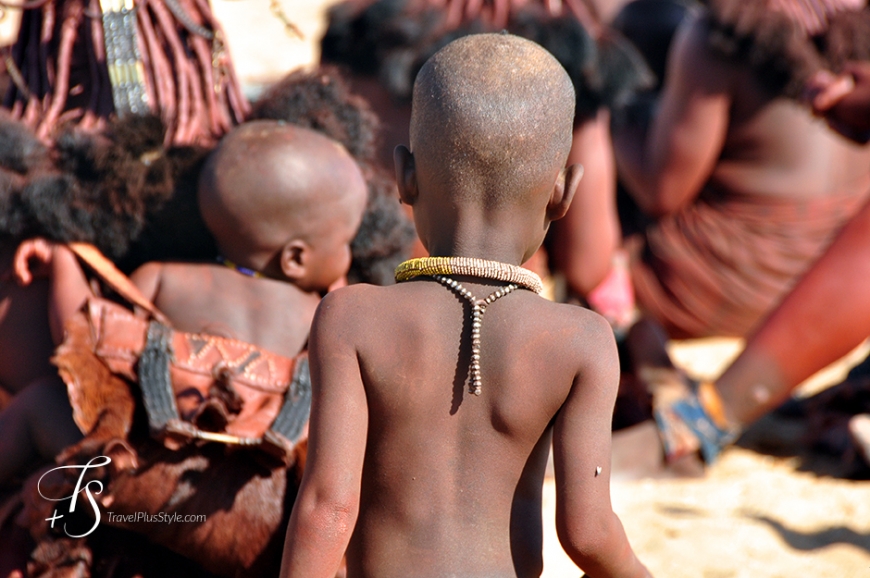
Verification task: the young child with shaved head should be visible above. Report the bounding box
[280,33,651,578]
[0,121,368,485]
[130,120,367,358]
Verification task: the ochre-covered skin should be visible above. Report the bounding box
[717,198,870,425]
[677,18,870,430]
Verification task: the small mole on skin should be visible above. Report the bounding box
[595,466,602,477]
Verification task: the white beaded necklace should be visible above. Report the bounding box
[433,274,519,395]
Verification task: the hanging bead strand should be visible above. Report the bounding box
[434,275,518,395]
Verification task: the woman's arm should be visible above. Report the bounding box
[613,15,733,217]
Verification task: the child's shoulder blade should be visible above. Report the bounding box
[537,300,617,361]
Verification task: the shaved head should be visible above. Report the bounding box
[410,33,575,208]
[198,120,366,264]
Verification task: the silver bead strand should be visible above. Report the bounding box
[434,275,518,395]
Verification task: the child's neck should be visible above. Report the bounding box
[217,255,264,279]
[424,237,531,266]
[421,209,539,265]
[210,259,323,303]
[215,254,303,288]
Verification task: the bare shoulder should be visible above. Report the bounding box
[130,260,164,280]
[313,283,393,333]
[669,13,737,91]
[131,261,214,288]
[527,298,618,367]
[129,261,165,301]
[537,299,613,340]
[317,282,387,312]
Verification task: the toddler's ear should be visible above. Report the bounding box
[279,240,309,281]
[547,163,583,222]
[393,145,418,206]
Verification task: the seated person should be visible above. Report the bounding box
[649,60,870,466]
[609,0,870,339]
[280,33,651,578]
[590,0,870,469]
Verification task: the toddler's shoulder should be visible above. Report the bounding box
[129,260,167,291]
[315,282,393,320]
[528,299,617,362]
[537,298,612,333]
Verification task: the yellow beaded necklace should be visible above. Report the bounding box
[395,257,542,395]
[394,256,543,294]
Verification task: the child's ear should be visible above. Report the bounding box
[393,145,418,206]
[279,240,309,281]
[547,163,584,222]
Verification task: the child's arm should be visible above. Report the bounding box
[0,375,83,486]
[280,289,369,578]
[13,239,92,345]
[552,313,652,578]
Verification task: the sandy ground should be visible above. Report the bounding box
[544,338,870,578]
[553,448,870,578]
[544,455,870,577]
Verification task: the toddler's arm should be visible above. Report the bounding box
[129,261,164,304]
[552,314,652,578]
[0,375,82,486]
[280,288,368,578]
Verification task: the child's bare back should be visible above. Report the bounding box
[131,262,316,359]
[282,33,650,578]
[320,281,618,577]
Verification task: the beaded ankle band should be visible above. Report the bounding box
[395,257,543,295]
